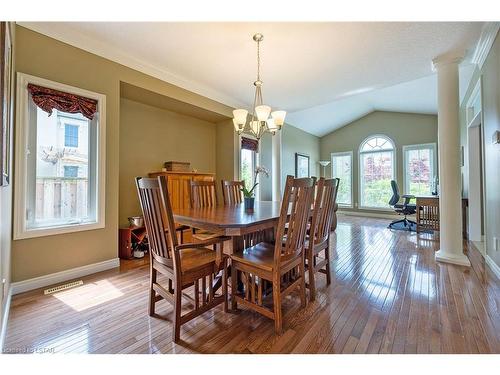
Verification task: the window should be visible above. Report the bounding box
[14,73,106,239]
[240,148,256,191]
[63,166,79,178]
[359,135,395,209]
[403,143,436,196]
[331,152,352,206]
[64,124,79,147]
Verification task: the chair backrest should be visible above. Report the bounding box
[221,180,244,205]
[135,176,178,267]
[190,180,218,208]
[274,175,316,267]
[388,180,400,206]
[310,178,339,246]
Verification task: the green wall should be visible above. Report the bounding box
[119,98,218,227]
[320,111,438,213]
[459,31,500,268]
[282,124,320,188]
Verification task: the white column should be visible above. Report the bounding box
[433,51,471,267]
[272,131,282,201]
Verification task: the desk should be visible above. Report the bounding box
[415,196,468,238]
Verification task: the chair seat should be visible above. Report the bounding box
[231,242,276,272]
[179,247,224,274]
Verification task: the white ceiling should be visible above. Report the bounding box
[20,22,484,136]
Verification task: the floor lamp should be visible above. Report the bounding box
[319,160,330,178]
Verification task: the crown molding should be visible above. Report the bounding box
[472,22,500,69]
[17,22,246,110]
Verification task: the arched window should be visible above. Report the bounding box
[359,135,395,208]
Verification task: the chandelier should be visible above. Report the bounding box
[232,33,286,140]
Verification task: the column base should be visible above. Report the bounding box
[435,250,471,267]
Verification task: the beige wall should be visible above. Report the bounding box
[119,98,218,227]
[320,111,438,213]
[1,22,15,334]
[460,32,500,268]
[12,25,233,282]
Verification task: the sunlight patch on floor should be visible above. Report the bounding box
[52,279,124,312]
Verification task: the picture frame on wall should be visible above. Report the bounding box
[295,152,310,178]
[0,22,13,187]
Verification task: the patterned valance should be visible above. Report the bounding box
[241,136,258,152]
[27,83,98,120]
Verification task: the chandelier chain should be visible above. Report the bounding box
[256,38,261,82]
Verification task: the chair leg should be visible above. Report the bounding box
[272,276,283,334]
[299,263,307,308]
[148,267,156,316]
[231,264,238,311]
[173,281,182,343]
[222,260,228,313]
[308,252,316,302]
[325,246,332,285]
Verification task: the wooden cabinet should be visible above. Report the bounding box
[148,171,215,210]
[119,226,148,259]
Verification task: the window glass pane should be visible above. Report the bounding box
[241,148,254,191]
[331,154,352,206]
[31,107,91,228]
[360,151,393,208]
[361,136,394,152]
[405,146,434,195]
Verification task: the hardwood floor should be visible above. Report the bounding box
[3,216,499,354]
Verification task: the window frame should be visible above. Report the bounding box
[402,142,437,196]
[358,134,396,211]
[239,138,259,201]
[330,151,353,208]
[14,72,106,240]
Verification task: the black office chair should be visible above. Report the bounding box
[388,180,416,230]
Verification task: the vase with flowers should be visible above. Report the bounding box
[241,166,269,211]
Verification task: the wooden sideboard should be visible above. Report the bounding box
[415,196,468,238]
[148,171,215,210]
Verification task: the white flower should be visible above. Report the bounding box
[255,166,270,178]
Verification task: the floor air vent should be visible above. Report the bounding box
[44,280,83,295]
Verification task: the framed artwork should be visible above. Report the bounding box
[295,153,310,178]
[0,22,13,186]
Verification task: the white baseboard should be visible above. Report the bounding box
[485,255,500,280]
[0,286,12,351]
[339,210,400,220]
[11,258,120,295]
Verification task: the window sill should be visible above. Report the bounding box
[14,221,105,240]
[357,206,393,212]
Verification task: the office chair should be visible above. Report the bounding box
[388,180,417,230]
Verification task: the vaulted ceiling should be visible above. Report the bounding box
[20,22,484,136]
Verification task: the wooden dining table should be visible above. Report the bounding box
[173,201,282,254]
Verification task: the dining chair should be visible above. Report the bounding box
[189,180,227,243]
[136,176,228,342]
[230,175,316,334]
[221,180,244,205]
[306,177,339,301]
[331,178,340,232]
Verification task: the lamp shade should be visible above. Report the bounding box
[255,105,271,121]
[271,110,286,126]
[233,109,248,125]
[232,118,241,132]
[266,118,277,132]
[319,160,331,167]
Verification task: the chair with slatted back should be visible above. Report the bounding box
[190,180,228,243]
[306,178,339,301]
[230,175,316,334]
[221,180,244,205]
[136,176,228,343]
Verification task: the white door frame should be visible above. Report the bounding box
[467,112,483,244]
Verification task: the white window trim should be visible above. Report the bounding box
[330,151,353,208]
[14,73,106,240]
[402,143,437,196]
[358,134,396,210]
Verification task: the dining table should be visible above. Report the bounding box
[173,200,282,254]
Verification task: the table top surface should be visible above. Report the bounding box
[173,201,282,229]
